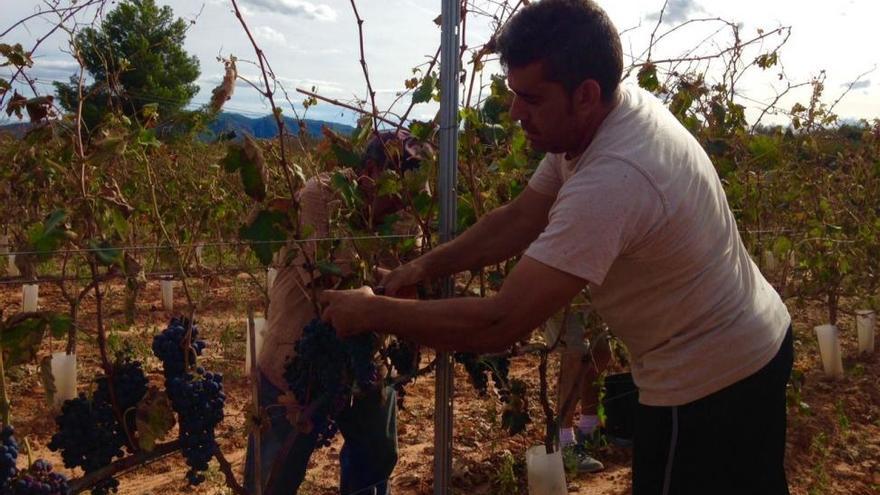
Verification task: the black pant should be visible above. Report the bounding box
[244,374,399,495]
[633,327,793,495]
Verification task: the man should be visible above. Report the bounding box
[543,305,611,473]
[320,1,793,494]
[244,130,425,495]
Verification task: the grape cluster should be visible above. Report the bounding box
[49,358,148,495]
[95,358,149,448]
[153,318,225,486]
[10,459,69,495]
[387,339,420,377]
[2,425,19,491]
[151,317,206,379]
[454,353,510,397]
[165,368,225,485]
[386,339,421,408]
[283,319,380,447]
[501,379,531,435]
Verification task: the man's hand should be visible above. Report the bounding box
[380,261,427,297]
[320,286,377,337]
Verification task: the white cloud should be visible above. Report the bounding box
[240,0,337,21]
[646,0,705,24]
[844,80,872,90]
[254,25,288,45]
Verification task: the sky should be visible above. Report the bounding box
[1,0,877,127]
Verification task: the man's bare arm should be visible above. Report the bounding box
[382,186,555,294]
[322,255,588,353]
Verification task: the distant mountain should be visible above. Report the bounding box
[0,112,355,140]
[0,122,31,138]
[206,112,355,139]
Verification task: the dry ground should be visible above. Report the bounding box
[1,276,878,494]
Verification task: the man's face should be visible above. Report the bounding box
[507,61,583,154]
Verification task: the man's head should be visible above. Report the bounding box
[357,130,426,224]
[497,0,623,154]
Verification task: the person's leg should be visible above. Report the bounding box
[557,309,592,444]
[337,386,399,495]
[558,349,585,435]
[579,332,612,420]
[632,328,793,495]
[244,374,320,495]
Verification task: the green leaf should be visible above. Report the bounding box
[48,314,73,339]
[413,191,434,218]
[241,136,267,201]
[1,314,47,367]
[135,386,176,452]
[27,210,70,259]
[239,210,289,266]
[331,172,361,209]
[316,261,344,277]
[240,161,267,201]
[409,121,433,140]
[377,213,401,237]
[222,139,267,200]
[331,142,361,169]
[89,239,124,267]
[748,135,781,169]
[0,43,33,68]
[412,73,437,104]
[221,145,244,173]
[376,172,402,198]
[772,236,793,258]
[136,128,161,148]
[637,64,660,92]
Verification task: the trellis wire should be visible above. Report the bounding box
[0,233,418,258]
[0,227,812,259]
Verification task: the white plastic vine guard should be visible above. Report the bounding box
[267,268,278,291]
[814,324,844,378]
[762,250,778,272]
[8,253,20,277]
[51,352,77,407]
[160,279,174,311]
[855,309,876,355]
[526,445,567,495]
[245,316,267,374]
[22,283,39,312]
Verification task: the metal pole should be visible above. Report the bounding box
[435,0,460,493]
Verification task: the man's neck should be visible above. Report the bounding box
[564,94,618,160]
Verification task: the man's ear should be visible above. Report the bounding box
[572,79,603,113]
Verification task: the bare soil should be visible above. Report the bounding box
[2,277,878,495]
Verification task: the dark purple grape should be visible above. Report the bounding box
[153,318,225,486]
[283,319,380,448]
[48,357,147,495]
[1,424,20,491]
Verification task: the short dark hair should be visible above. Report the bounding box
[363,130,428,173]
[497,0,623,102]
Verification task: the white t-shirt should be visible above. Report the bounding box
[525,84,791,406]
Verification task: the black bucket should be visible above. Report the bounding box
[602,372,638,442]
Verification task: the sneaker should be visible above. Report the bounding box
[562,445,605,474]
[574,449,605,473]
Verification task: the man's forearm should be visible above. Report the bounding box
[419,203,542,279]
[369,295,525,353]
